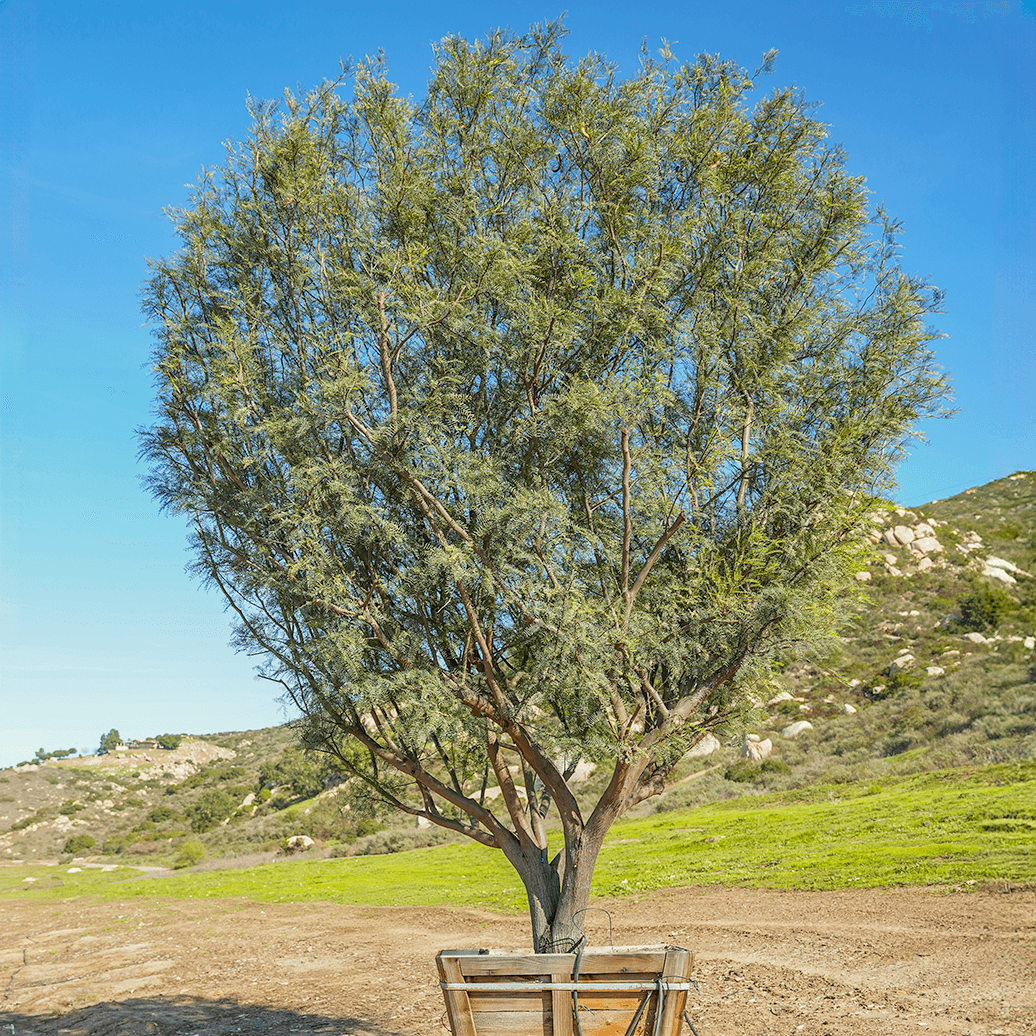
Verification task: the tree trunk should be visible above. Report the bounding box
[508,832,607,952]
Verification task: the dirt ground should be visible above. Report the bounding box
[1,885,1032,1036]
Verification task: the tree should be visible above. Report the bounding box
[97,729,122,755]
[156,733,182,750]
[140,24,948,951]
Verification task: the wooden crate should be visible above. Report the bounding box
[436,945,694,1036]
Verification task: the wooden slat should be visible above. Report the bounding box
[551,969,573,1036]
[455,951,669,977]
[656,949,693,1036]
[437,952,478,1036]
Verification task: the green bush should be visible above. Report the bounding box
[724,759,759,783]
[174,838,206,868]
[63,834,96,855]
[148,805,181,823]
[156,733,182,750]
[185,789,235,832]
[959,582,1016,632]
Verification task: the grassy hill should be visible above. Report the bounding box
[1,472,1033,871]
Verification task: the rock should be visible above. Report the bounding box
[284,834,314,853]
[855,570,872,582]
[883,553,898,566]
[914,522,936,538]
[882,530,900,547]
[885,565,903,577]
[742,737,773,762]
[842,703,857,715]
[798,704,812,713]
[926,666,945,677]
[892,525,916,546]
[911,535,943,555]
[768,691,796,705]
[1025,636,1035,650]
[66,867,82,873]
[962,632,989,644]
[888,654,915,673]
[415,816,432,829]
[985,555,1028,574]
[917,556,935,573]
[781,721,814,739]
[686,733,721,758]
[848,678,862,688]
[983,565,1017,585]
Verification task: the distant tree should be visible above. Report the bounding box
[97,729,122,755]
[258,745,344,803]
[156,733,182,750]
[140,25,949,951]
[185,788,236,832]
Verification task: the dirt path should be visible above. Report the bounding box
[1,886,1032,1035]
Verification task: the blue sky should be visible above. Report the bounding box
[1,1,1033,768]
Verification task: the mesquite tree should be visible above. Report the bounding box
[140,24,948,951]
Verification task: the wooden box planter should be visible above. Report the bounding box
[437,945,695,1036]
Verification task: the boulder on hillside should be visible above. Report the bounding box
[781,721,814,739]
[284,834,314,853]
[911,535,943,555]
[686,733,721,758]
[741,737,773,762]
[892,525,916,546]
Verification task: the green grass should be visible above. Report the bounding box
[3,761,1033,909]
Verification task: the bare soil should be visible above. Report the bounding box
[1,886,1032,1035]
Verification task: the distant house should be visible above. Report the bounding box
[124,739,159,750]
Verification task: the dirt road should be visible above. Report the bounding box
[1,885,1032,1035]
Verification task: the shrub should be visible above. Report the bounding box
[959,582,1016,632]
[156,733,182,750]
[724,759,760,783]
[185,789,235,832]
[63,834,96,855]
[148,805,180,823]
[174,838,206,868]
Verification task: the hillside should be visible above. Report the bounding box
[1,472,1033,867]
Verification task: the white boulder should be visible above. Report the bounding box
[781,721,814,739]
[842,703,857,715]
[686,733,721,758]
[284,834,315,853]
[742,737,773,762]
[911,536,943,555]
[892,525,916,545]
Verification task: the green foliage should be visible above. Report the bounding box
[97,729,122,755]
[156,733,182,750]
[185,789,236,832]
[34,747,77,763]
[63,834,96,855]
[138,22,950,933]
[147,805,181,823]
[958,582,1017,632]
[174,838,206,869]
[258,746,340,804]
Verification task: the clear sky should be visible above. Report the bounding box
[1,1,1033,769]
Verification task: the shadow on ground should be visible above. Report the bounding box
[0,996,407,1036]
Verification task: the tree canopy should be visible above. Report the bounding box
[140,23,948,950]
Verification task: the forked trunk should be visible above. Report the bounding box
[509,833,605,952]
